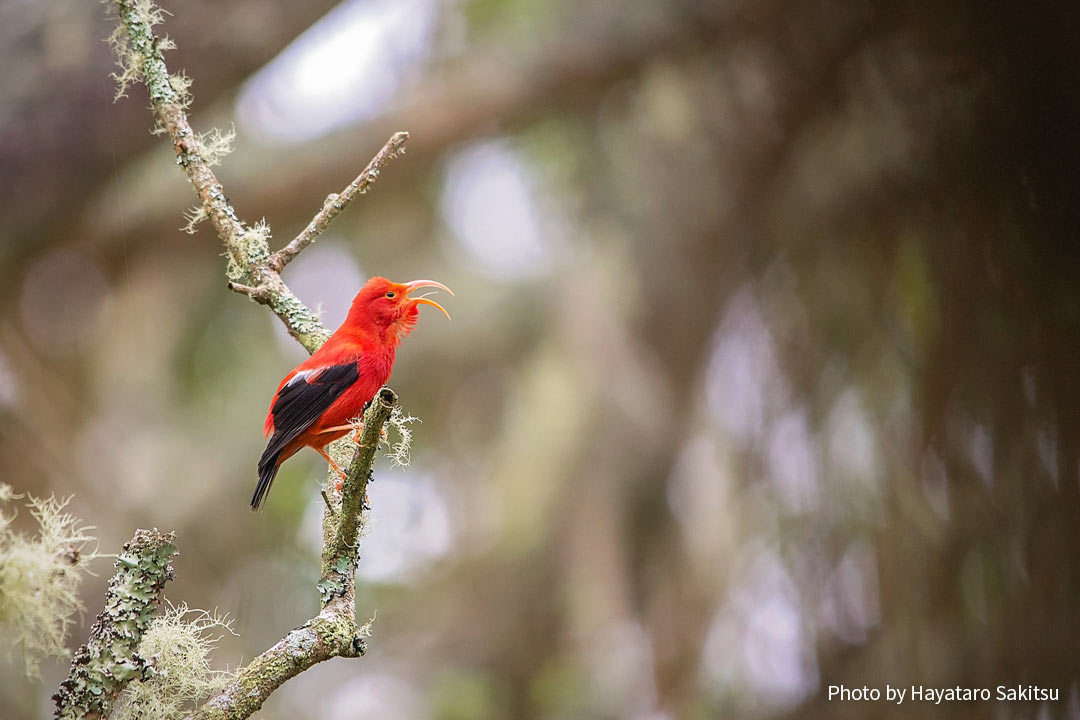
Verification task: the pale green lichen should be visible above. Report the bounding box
[53,529,177,719]
[107,0,171,101]
[321,402,417,475]
[358,610,376,640]
[327,436,357,484]
[270,291,331,352]
[182,205,208,234]
[225,220,271,281]
[111,603,236,720]
[316,553,359,605]
[152,71,194,135]
[0,485,96,677]
[198,125,236,167]
[240,219,271,265]
[310,610,363,656]
[385,406,418,469]
[169,72,193,109]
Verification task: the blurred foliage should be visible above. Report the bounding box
[0,0,1078,718]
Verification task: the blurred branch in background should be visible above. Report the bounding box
[76,0,752,257]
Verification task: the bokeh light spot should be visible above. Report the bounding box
[441,140,552,280]
[237,0,439,144]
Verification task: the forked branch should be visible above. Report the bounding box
[109,0,406,354]
[270,132,410,272]
[55,2,411,717]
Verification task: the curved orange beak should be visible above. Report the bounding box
[403,279,454,320]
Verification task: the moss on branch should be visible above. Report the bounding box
[194,391,396,719]
[319,388,398,603]
[191,602,364,720]
[107,0,407,357]
[107,0,338,351]
[53,529,178,720]
[98,3,413,717]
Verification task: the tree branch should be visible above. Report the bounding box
[224,280,270,302]
[319,388,397,604]
[194,390,396,720]
[269,132,409,273]
[190,603,363,720]
[53,530,178,720]
[95,2,410,718]
[109,0,406,355]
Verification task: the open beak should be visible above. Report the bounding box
[403,279,454,320]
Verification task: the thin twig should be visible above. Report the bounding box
[225,281,269,301]
[269,131,409,273]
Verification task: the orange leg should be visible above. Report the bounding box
[313,424,353,435]
[314,422,366,443]
[315,446,348,492]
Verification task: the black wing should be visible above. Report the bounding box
[252,362,359,510]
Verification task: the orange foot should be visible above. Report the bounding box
[315,446,348,493]
[352,422,387,444]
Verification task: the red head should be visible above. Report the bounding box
[344,276,453,341]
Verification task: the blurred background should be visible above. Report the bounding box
[1,0,1078,717]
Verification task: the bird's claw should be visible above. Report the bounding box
[348,418,366,443]
[347,421,386,445]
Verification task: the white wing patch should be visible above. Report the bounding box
[286,368,319,386]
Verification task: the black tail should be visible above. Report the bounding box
[252,445,282,511]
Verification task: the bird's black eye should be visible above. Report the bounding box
[385,291,396,298]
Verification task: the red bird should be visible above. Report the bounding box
[252,277,452,510]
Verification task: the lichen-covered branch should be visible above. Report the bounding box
[99,3,413,718]
[108,0,406,354]
[319,388,397,604]
[269,132,410,273]
[53,529,178,720]
[190,602,364,720]
[193,390,396,720]
[97,2,417,717]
